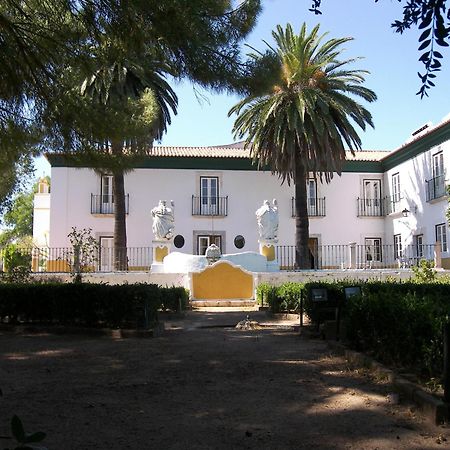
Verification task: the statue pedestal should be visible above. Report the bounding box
[151,241,171,272]
[258,241,279,271]
[259,241,276,262]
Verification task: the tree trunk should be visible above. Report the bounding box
[294,161,311,269]
[112,142,128,271]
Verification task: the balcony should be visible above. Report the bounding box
[383,195,403,215]
[357,198,384,217]
[91,194,129,214]
[426,174,446,201]
[192,196,228,216]
[291,197,326,217]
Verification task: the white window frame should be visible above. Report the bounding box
[392,173,401,203]
[363,179,382,215]
[197,234,222,255]
[394,234,402,260]
[436,223,448,252]
[432,150,444,179]
[414,234,424,258]
[307,179,317,214]
[99,236,114,271]
[101,175,114,214]
[200,176,219,215]
[365,237,382,262]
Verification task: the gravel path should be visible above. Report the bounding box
[0,311,448,449]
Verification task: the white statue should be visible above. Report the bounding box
[256,199,279,242]
[151,200,175,241]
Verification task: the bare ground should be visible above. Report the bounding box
[0,310,448,450]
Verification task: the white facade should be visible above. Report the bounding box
[34,114,450,269]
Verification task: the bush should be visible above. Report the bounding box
[302,281,348,323]
[256,283,282,312]
[277,282,303,312]
[2,244,31,271]
[256,282,303,312]
[0,283,171,328]
[345,288,449,378]
[159,286,189,312]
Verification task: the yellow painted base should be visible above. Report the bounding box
[261,244,275,262]
[192,261,253,300]
[441,257,450,270]
[128,266,149,271]
[155,246,169,263]
[46,260,71,272]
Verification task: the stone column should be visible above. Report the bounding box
[348,242,357,269]
[434,241,442,269]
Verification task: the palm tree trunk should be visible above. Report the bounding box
[112,142,128,271]
[294,161,311,269]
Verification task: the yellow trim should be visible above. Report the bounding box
[155,246,169,262]
[128,266,149,271]
[46,260,71,272]
[261,244,275,261]
[192,261,253,300]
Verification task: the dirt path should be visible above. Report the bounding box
[0,311,448,449]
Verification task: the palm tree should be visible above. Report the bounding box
[230,23,376,269]
[80,59,178,270]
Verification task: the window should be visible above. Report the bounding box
[394,234,402,259]
[197,235,222,255]
[365,238,382,262]
[99,236,114,272]
[431,151,446,199]
[436,223,448,252]
[392,173,401,203]
[307,179,317,214]
[101,175,114,214]
[200,177,219,215]
[414,234,424,259]
[363,179,382,215]
[432,151,444,179]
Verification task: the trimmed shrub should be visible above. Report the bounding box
[159,286,189,312]
[277,282,303,312]
[345,289,449,378]
[0,283,165,328]
[256,283,283,312]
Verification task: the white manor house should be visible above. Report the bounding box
[32,114,450,272]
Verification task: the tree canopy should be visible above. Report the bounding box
[309,0,450,97]
[0,0,262,208]
[230,23,376,268]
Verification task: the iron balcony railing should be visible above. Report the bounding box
[91,194,129,214]
[357,198,384,217]
[425,174,446,201]
[192,196,228,216]
[0,246,153,273]
[275,243,436,270]
[383,195,403,215]
[291,197,326,217]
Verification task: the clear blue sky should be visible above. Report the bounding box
[35,0,450,176]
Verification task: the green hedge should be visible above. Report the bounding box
[256,282,303,312]
[257,279,450,380]
[346,289,449,378]
[0,283,188,328]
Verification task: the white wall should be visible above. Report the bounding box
[383,139,450,254]
[32,193,50,247]
[46,166,387,251]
